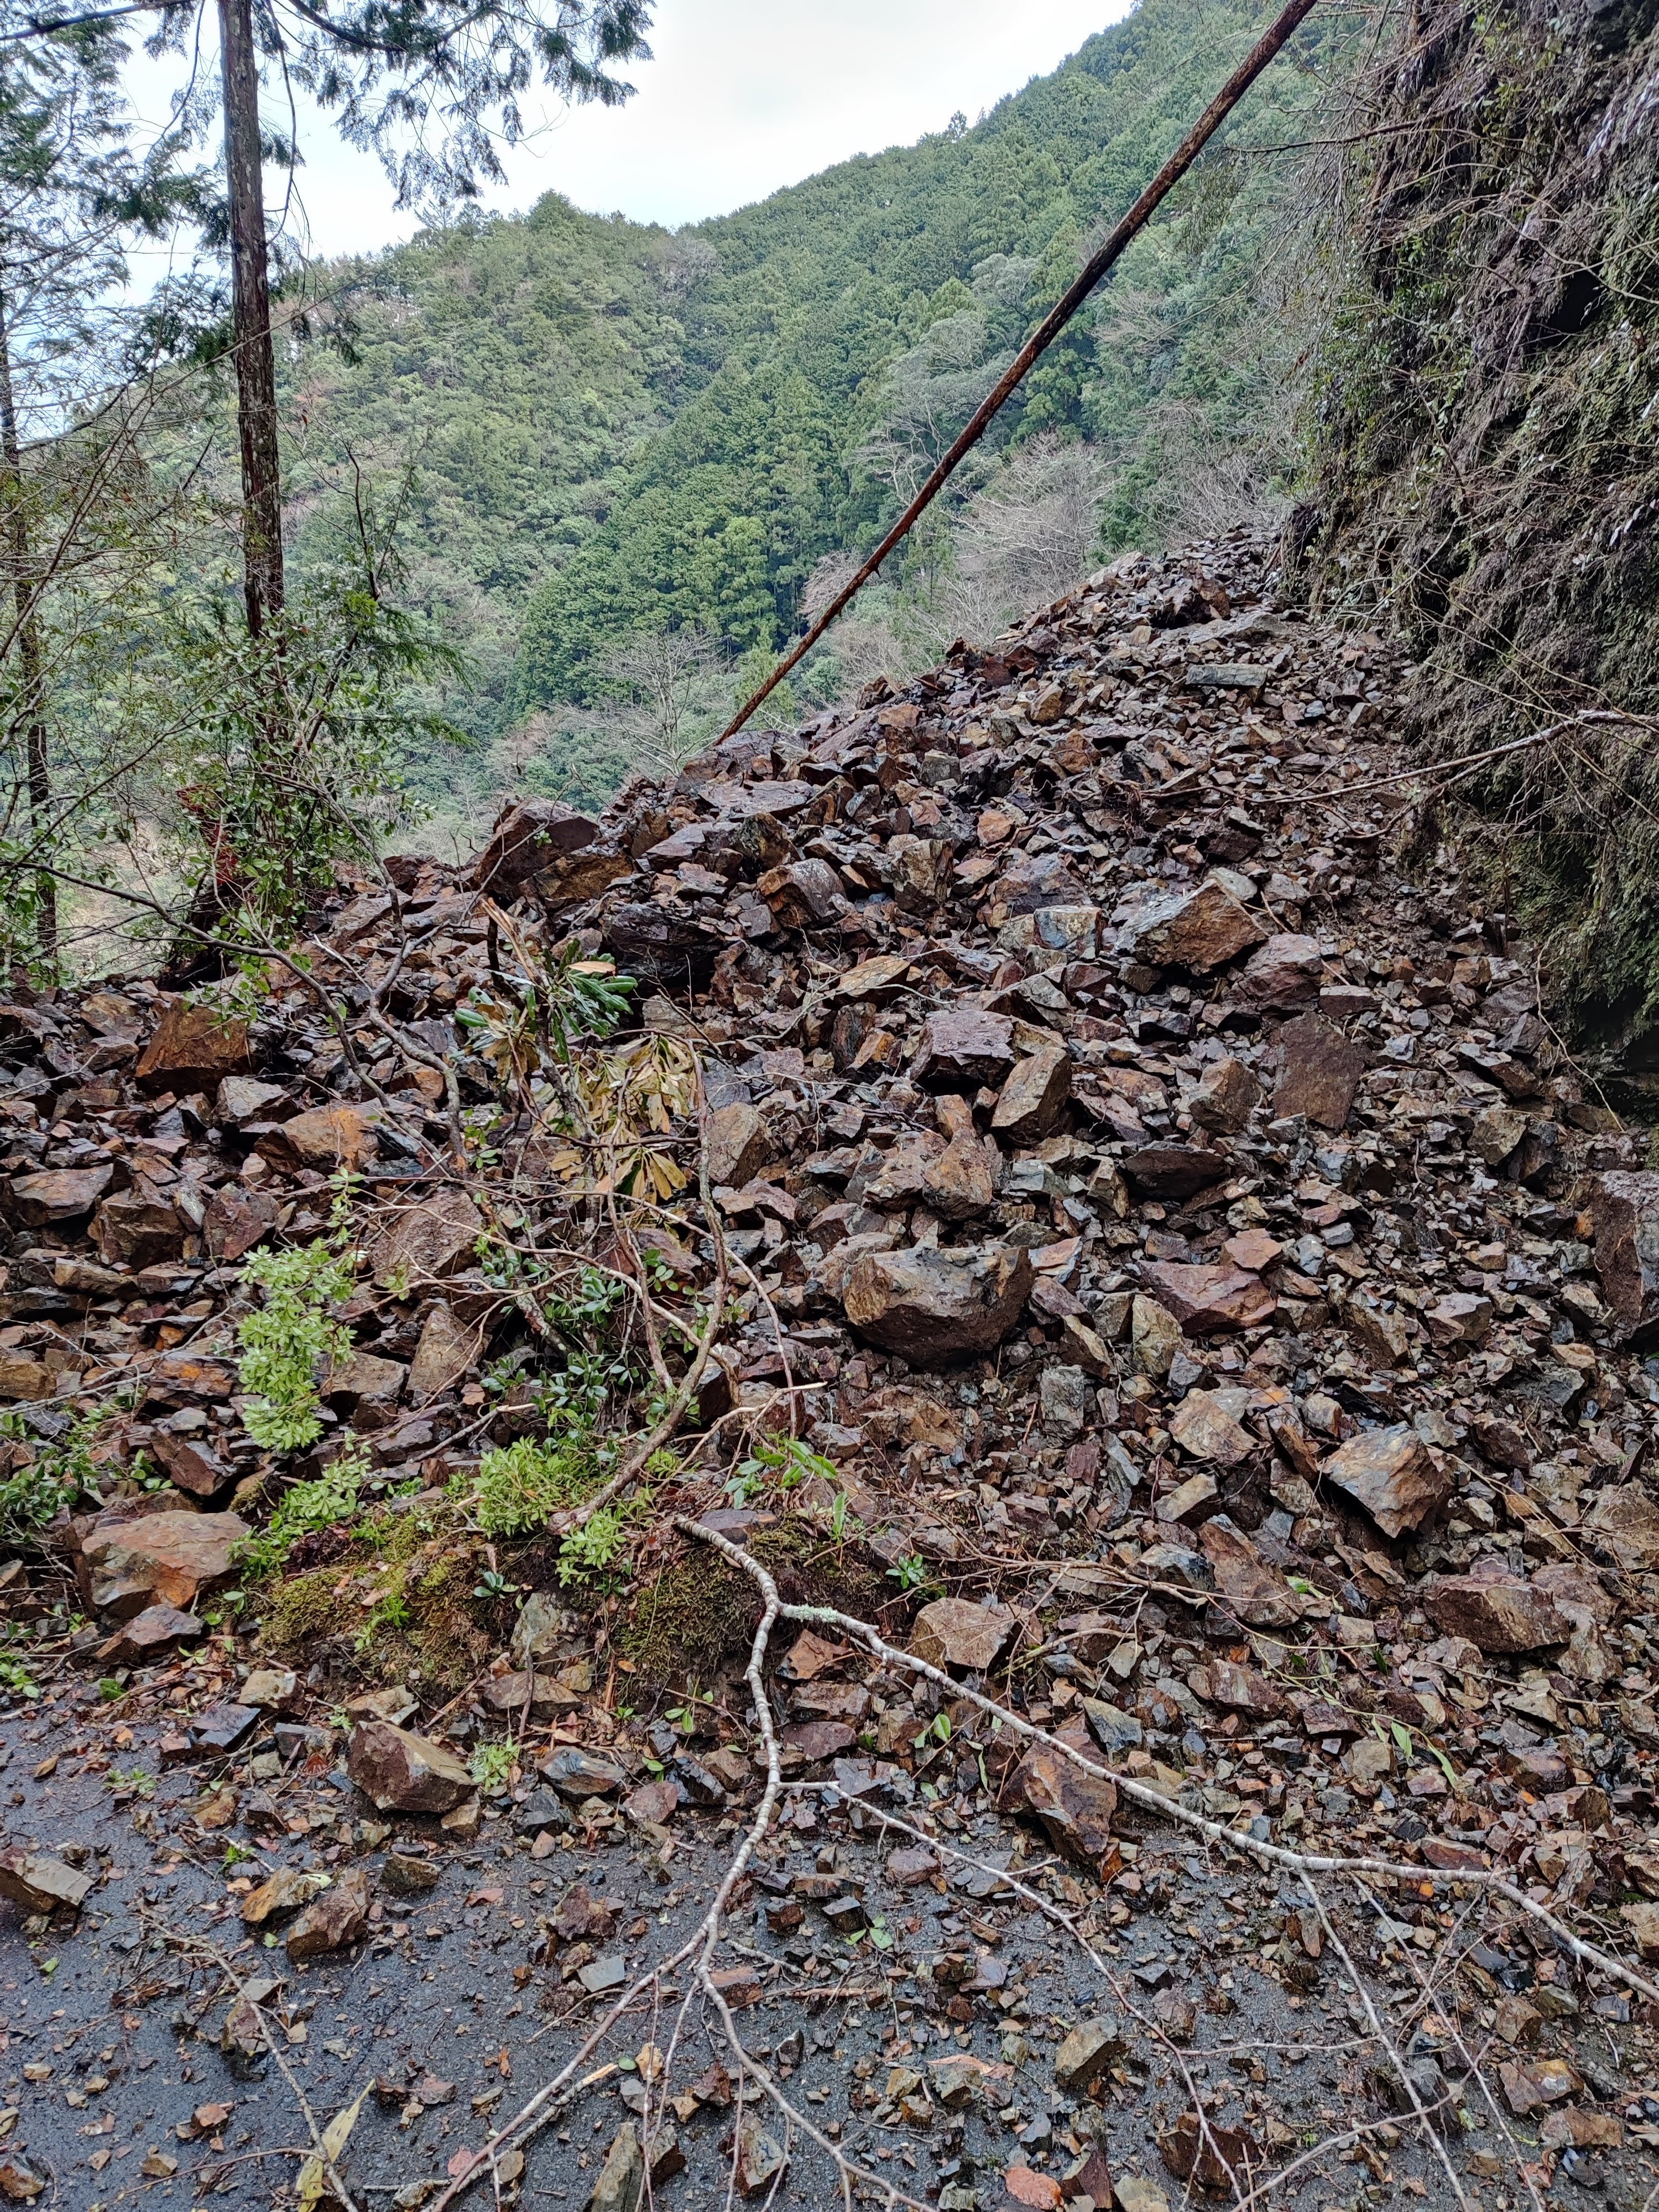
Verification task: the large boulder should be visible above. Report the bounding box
[76,1509,249,1618]
[843,1242,1032,1364]
[1590,1171,1659,1340]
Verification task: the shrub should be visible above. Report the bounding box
[236,1242,356,1452]
[236,1448,367,1577]
[468,1434,600,1538]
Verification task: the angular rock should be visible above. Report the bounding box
[241,1866,321,1925]
[843,1241,1032,1364]
[910,1597,1014,1673]
[408,1303,477,1404]
[1169,1390,1255,1466]
[1322,1425,1451,1538]
[216,1076,291,1126]
[914,1006,1017,1092]
[257,1103,379,1173]
[92,1184,184,1267]
[992,1047,1072,1144]
[1237,932,1324,1013]
[0,1850,93,1914]
[286,1867,371,1959]
[1187,1055,1260,1135]
[1422,1572,1571,1654]
[588,2122,644,2212]
[924,1129,997,1219]
[539,1746,627,1799]
[97,1601,202,1662]
[8,1164,113,1225]
[756,858,846,930]
[148,1428,234,1500]
[1138,1261,1274,1335]
[346,1720,474,1813]
[135,1001,252,1092]
[1053,2016,1125,2092]
[1198,1520,1300,1629]
[1581,1484,1659,1570]
[368,1190,483,1290]
[1123,1144,1229,1199]
[1422,1292,1494,1348]
[1015,1732,1119,1867]
[1117,879,1263,971]
[472,799,598,895]
[706,1102,773,1188]
[1271,1013,1365,1130]
[1590,1170,1659,1339]
[1131,1295,1185,1379]
[77,1509,249,1617]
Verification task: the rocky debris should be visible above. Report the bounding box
[285,1866,372,1958]
[0,1849,93,1913]
[74,1510,249,1616]
[910,1596,1015,1672]
[1320,1427,1449,1540]
[843,1242,1032,1363]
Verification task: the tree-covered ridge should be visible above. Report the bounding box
[275,0,1348,822]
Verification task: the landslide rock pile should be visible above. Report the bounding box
[4,529,1659,1921]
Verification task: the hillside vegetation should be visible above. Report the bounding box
[274,0,1350,832]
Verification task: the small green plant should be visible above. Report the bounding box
[105,1765,155,1799]
[0,1654,38,1699]
[467,1433,601,1538]
[473,1567,518,1601]
[914,1711,952,1750]
[236,1241,356,1452]
[557,1500,637,1587]
[887,1553,930,1593]
[470,1741,515,1793]
[0,1401,127,1544]
[236,1447,368,1577]
[728,1432,836,1507]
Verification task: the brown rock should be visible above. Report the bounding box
[257,1103,379,1173]
[1422,1572,1571,1654]
[1237,932,1324,1013]
[96,1601,202,1662]
[286,1867,371,1959]
[346,1719,474,1813]
[325,1350,406,1407]
[1197,1520,1301,1629]
[1421,1292,1494,1348]
[1271,1013,1365,1130]
[756,858,846,930]
[1015,1730,1119,1867]
[148,1429,234,1499]
[204,1184,280,1262]
[1321,1425,1450,1538]
[992,1047,1071,1145]
[1590,1170,1659,1339]
[368,1190,483,1290]
[241,1866,320,1925]
[1117,879,1264,972]
[1138,1261,1274,1334]
[0,1354,52,1401]
[1581,1484,1659,1569]
[1160,2111,1259,2193]
[830,954,915,1003]
[408,1303,478,1405]
[535,847,632,909]
[92,1183,184,1268]
[914,1006,1017,1092]
[1169,1391,1255,1466]
[216,1076,291,1126]
[472,799,598,895]
[77,1509,249,1617]
[1131,1295,1185,1378]
[1123,1145,1229,1199]
[1202,1658,1282,1717]
[843,1241,1032,1364]
[135,1001,252,1092]
[924,1129,997,1219]
[1187,1055,1261,1135]
[0,1849,93,1914]
[8,1164,113,1225]
[910,1597,1014,1673]
[706,1102,773,1188]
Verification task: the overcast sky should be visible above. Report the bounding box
[126,0,1130,260]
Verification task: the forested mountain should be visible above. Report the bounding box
[273,0,1351,833]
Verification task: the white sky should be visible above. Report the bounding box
[124,0,1131,260]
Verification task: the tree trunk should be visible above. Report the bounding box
[0,293,57,973]
[217,0,284,636]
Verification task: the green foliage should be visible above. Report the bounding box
[0,1403,123,1545]
[556,1499,637,1587]
[236,1242,356,1453]
[470,1741,515,1793]
[467,1433,601,1537]
[727,1432,836,1508]
[236,1448,368,1578]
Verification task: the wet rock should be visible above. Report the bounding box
[992,1047,1072,1144]
[910,1597,1015,1672]
[1138,1262,1273,1334]
[1187,1056,1260,1135]
[1116,878,1262,971]
[77,1509,249,1617]
[346,1720,475,1813]
[1159,2112,1260,2193]
[539,1747,627,1799]
[1271,1013,1365,1130]
[1123,1145,1230,1200]
[0,1850,93,1914]
[1422,1572,1572,1653]
[843,1241,1033,1363]
[368,1190,484,1290]
[96,1601,202,1662]
[1321,1425,1450,1538]
[380,1852,442,1897]
[135,1001,252,1092]
[732,2116,787,2197]
[914,1008,1017,1092]
[1053,2016,1125,2092]
[1238,932,1323,1013]
[286,1867,372,1959]
[8,1164,113,1225]
[1015,1731,1119,1867]
[241,1867,322,1925]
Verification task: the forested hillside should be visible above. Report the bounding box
[275,0,1350,831]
